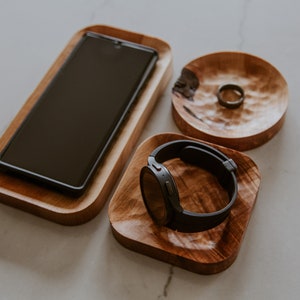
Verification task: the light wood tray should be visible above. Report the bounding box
[172,52,288,151]
[109,133,261,274]
[0,25,172,225]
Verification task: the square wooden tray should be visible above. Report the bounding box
[0,25,172,225]
[108,133,261,274]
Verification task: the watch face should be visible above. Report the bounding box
[140,167,169,225]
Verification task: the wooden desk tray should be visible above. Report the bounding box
[108,133,261,274]
[172,52,288,151]
[0,25,172,225]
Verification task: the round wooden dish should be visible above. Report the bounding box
[172,52,288,151]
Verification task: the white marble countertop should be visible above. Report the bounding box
[0,0,299,299]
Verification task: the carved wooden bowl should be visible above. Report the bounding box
[172,52,288,150]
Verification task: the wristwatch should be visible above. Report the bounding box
[140,140,238,232]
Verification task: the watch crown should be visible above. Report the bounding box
[223,158,237,172]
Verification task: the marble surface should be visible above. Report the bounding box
[0,0,299,299]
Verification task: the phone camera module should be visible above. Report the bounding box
[113,41,122,49]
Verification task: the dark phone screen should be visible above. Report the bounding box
[0,32,158,194]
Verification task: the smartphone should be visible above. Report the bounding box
[0,32,158,196]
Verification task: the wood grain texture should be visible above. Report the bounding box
[108,133,261,274]
[172,51,288,151]
[0,25,173,225]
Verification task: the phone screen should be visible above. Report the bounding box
[0,32,158,196]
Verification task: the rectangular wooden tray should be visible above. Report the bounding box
[0,25,172,225]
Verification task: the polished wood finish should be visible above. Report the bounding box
[109,133,261,274]
[0,25,173,225]
[172,51,288,151]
